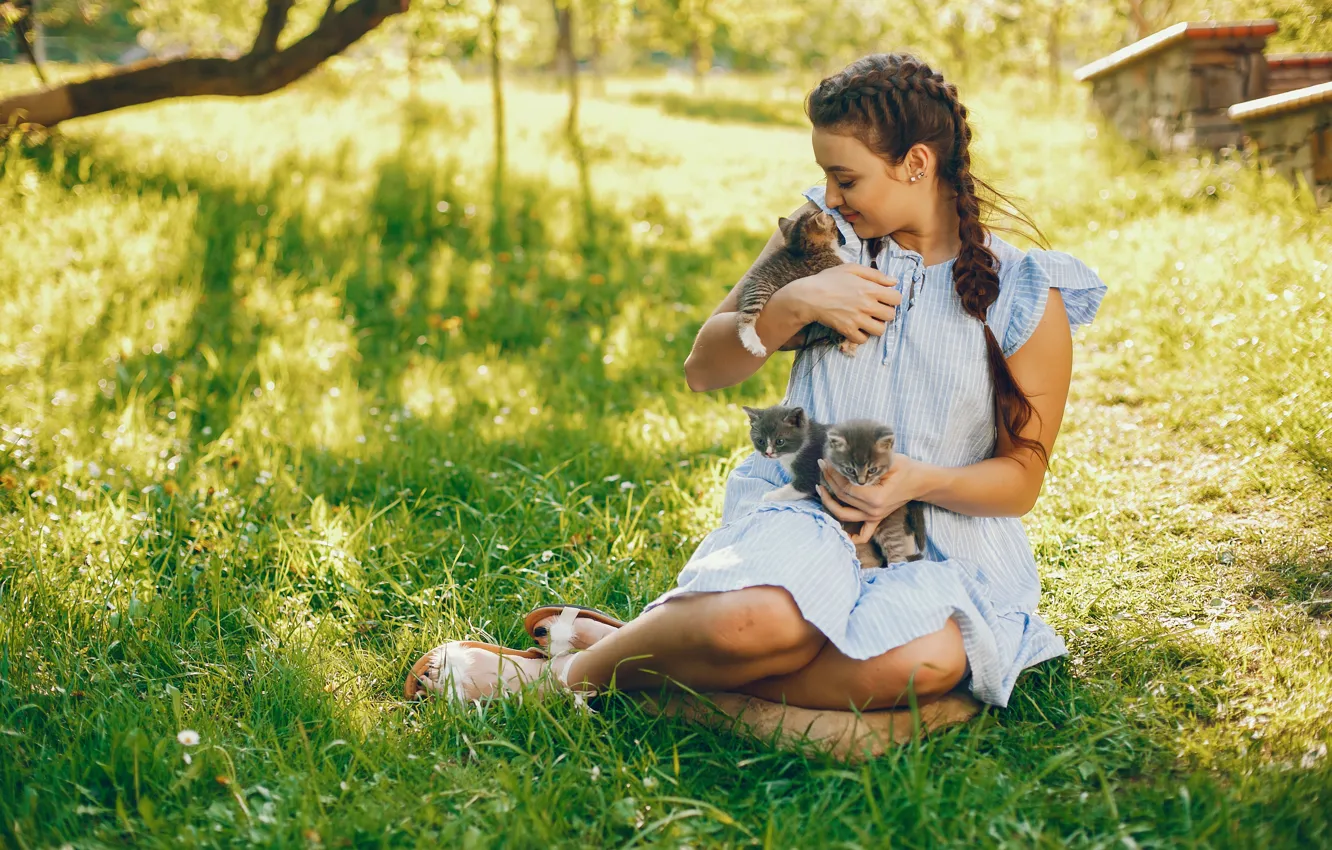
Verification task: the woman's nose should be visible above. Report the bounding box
[824,182,842,209]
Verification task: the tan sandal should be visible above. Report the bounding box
[403,641,546,700]
[523,605,624,650]
[405,631,596,710]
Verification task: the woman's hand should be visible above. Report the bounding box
[785,264,902,346]
[816,455,924,544]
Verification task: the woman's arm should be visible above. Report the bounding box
[818,289,1073,527]
[685,202,903,393]
[684,229,814,392]
[916,288,1072,516]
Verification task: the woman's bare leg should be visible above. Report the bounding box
[739,618,968,710]
[561,587,826,693]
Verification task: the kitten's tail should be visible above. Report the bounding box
[736,309,767,357]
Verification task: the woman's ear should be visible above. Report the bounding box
[905,143,933,181]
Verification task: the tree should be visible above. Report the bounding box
[0,0,411,129]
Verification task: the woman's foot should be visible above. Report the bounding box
[524,606,623,652]
[404,642,548,700]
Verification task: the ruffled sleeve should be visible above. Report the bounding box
[990,249,1107,358]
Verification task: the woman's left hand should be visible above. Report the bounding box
[816,456,924,544]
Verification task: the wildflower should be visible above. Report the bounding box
[441,316,462,333]
[588,273,605,286]
[177,729,200,746]
[162,481,179,497]
[0,474,16,490]
[497,251,512,263]
[225,455,242,470]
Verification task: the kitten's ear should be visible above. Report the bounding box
[777,217,796,241]
[827,433,847,452]
[875,425,896,451]
[783,407,807,428]
[742,405,761,422]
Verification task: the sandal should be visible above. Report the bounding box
[404,641,546,700]
[404,631,596,709]
[523,605,624,650]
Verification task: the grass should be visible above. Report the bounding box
[1,63,1330,847]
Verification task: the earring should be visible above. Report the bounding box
[909,170,925,183]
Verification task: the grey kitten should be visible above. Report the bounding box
[735,208,853,358]
[744,404,828,487]
[749,407,926,567]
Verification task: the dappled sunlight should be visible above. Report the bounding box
[2,57,1331,844]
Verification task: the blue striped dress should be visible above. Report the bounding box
[644,186,1107,708]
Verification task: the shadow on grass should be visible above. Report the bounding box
[622,91,808,128]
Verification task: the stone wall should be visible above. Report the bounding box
[1088,45,1195,151]
[1087,39,1270,151]
[1238,104,1332,205]
[1267,57,1332,96]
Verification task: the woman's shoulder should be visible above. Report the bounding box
[983,233,1108,356]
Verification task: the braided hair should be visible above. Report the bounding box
[806,53,1048,464]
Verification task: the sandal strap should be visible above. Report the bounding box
[546,605,581,659]
[543,615,598,712]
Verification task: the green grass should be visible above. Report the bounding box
[1,64,1330,847]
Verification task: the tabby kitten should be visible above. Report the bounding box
[748,406,926,567]
[735,208,851,358]
[821,420,927,565]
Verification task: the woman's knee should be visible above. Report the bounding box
[694,587,820,661]
[850,620,968,705]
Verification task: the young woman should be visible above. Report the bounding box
[405,53,1105,713]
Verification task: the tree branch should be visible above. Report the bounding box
[12,5,48,86]
[251,0,294,57]
[0,0,410,128]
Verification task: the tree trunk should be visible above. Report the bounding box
[947,17,967,88]
[489,0,508,251]
[552,0,578,137]
[689,36,705,95]
[31,3,46,66]
[0,0,411,128]
[1048,1,1064,100]
[588,29,604,96]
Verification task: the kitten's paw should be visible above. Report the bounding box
[738,325,768,358]
[762,484,802,502]
[838,339,859,357]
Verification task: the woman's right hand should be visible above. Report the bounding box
[786,264,903,345]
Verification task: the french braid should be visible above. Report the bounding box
[806,54,1048,464]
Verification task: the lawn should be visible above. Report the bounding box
[1,63,1330,847]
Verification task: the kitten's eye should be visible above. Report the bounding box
[867,467,879,475]
[775,440,787,449]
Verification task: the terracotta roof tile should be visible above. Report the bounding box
[1266,53,1332,69]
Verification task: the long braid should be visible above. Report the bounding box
[806,53,1048,464]
[941,92,1047,464]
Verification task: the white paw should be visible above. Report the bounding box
[738,324,767,357]
[762,484,802,502]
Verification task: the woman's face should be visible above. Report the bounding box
[812,127,914,239]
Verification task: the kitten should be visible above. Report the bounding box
[735,208,853,358]
[748,406,926,567]
[744,404,828,486]
[821,420,927,566]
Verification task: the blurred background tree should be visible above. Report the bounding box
[3,0,1329,127]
